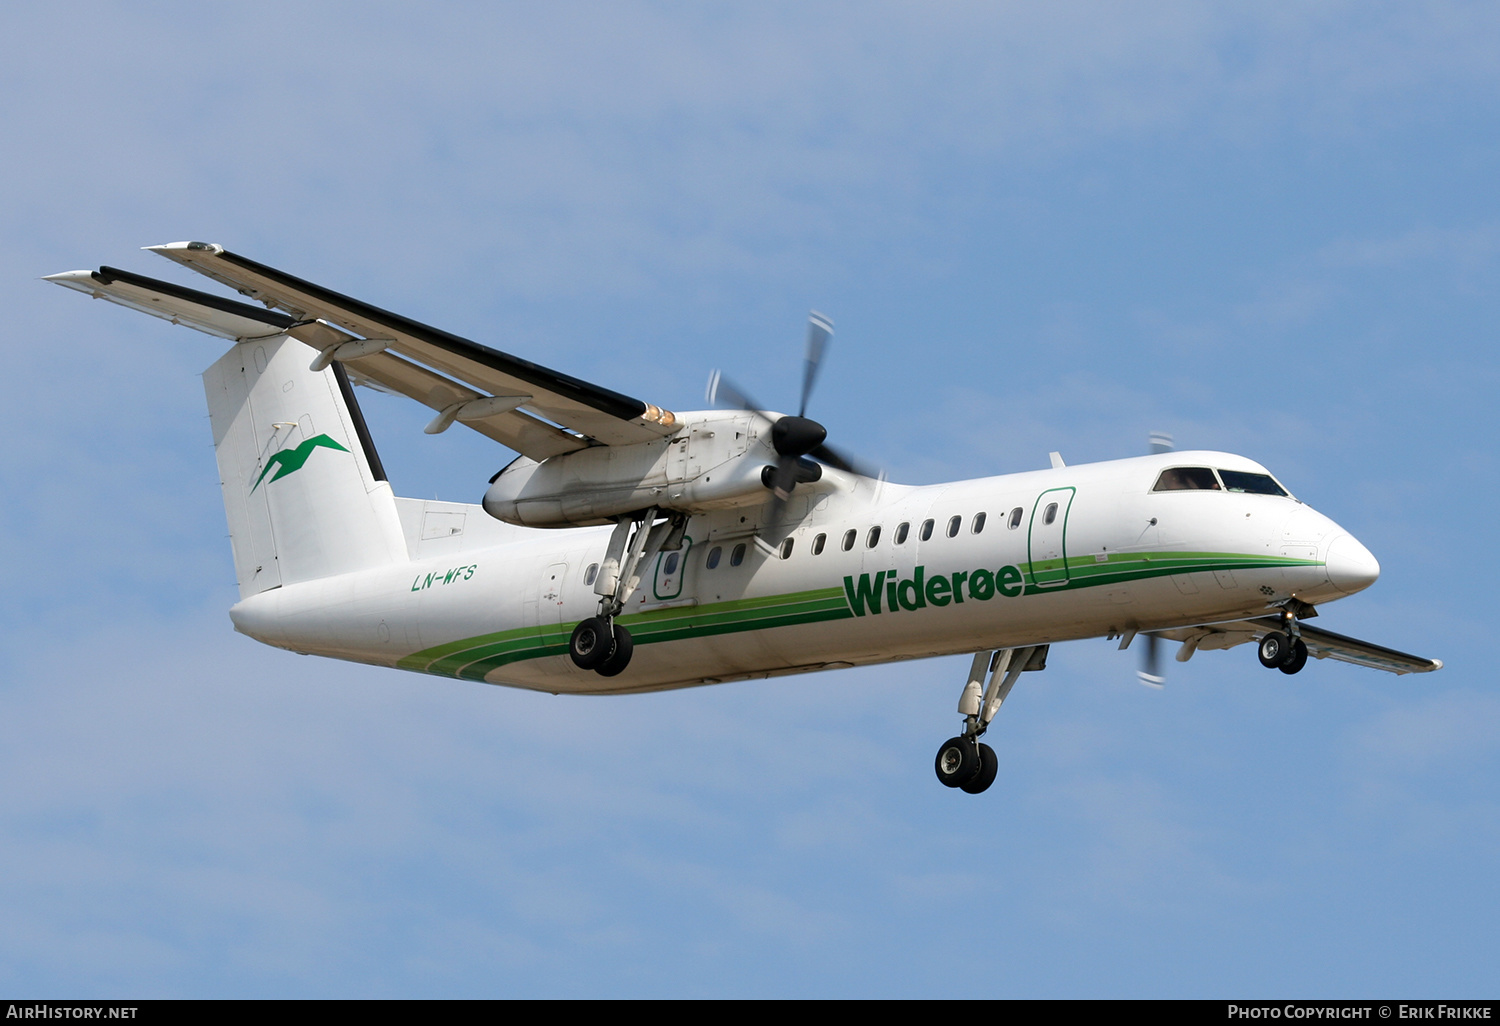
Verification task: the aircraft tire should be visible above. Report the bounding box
[569,617,612,670]
[960,743,999,794]
[595,625,634,677]
[934,736,980,788]
[1278,638,1309,675]
[1258,631,1290,669]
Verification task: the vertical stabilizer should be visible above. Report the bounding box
[204,335,407,598]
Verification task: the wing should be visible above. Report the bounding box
[142,242,677,451]
[1154,617,1442,675]
[47,265,296,341]
[47,264,590,459]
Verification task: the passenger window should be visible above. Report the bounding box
[920,519,934,541]
[947,515,961,538]
[706,546,721,569]
[663,552,679,575]
[1043,502,1058,525]
[812,533,826,555]
[867,526,881,548]
[780,537,795,559]
[1008,507,1023,529]
[730,543,746,566]
[972,512,986,534]
[584,562,599,586]
[895,522,909,544]
[1152,467,1221,491]
[842,529,856,552]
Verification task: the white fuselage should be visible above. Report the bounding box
[228,449,1379,695]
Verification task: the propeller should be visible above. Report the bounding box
[707,312,879,522]
[1138,429,1175,687]
[1138,633,1165,688]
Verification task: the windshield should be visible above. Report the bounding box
[1218,470,1287,495]
[1152,466,1289,496]
[1152,467,1220,491]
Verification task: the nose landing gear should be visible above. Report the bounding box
[1258,607,1310,675]
[934,646,1047,794]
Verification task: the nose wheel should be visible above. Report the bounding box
[1257,609,1310,674]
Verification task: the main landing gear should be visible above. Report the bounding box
[1257,606,1309,675]
[568,507,687,679]
[935,645,1048,794]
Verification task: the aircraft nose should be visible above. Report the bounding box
[1325,533,1380,595]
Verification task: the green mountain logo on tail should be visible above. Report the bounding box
[251,434,349,491]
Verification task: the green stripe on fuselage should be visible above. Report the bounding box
[396,553,1317,680]
[399,586,851,680]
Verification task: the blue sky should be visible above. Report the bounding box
[2,1,1497,997]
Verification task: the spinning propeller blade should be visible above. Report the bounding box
[1138,633,1165,688]
[707,312,880,524]
[800,311,833,417]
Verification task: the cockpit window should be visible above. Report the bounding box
[1219,470,1287,496]
[1152,467,1221,492]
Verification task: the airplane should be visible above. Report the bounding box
[48,242,1442,795]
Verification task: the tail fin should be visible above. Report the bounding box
[204,335,407,597]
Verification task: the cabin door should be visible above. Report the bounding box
[1027,487,1075,589]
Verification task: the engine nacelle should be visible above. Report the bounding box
[482,410,779,527]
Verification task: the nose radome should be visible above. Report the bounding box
[1326,533,1380,595]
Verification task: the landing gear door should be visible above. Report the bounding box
[1027,487,1075,589]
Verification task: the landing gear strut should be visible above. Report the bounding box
[1258,606,1309,675]
[567,507,688,678]
[935,645,1047,793]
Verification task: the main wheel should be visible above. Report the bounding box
[1258,631,1289,669]
[934,736,980,788]
[960,743,999,794]
[595,624,634,677]
[569,617,612,670]
[1278,637,1308,675]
